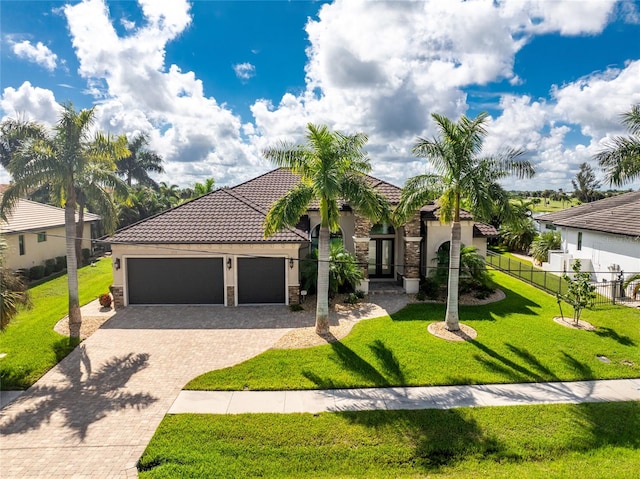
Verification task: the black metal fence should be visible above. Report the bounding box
[486,251,638,306]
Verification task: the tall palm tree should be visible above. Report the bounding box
[595,104,640,186]
[116,132,164,188]
[396,112,534,331]
[263,123,389,335]
[0,103,128,336]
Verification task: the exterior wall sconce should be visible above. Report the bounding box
[114,258,121,270]
[289,258,294,269]
[227,258,232,269]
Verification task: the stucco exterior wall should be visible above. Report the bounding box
[3,224,94,271]
[423,220,476,275]
[560,227,640,282]
[110,242,302,306]
[307,210,356,253]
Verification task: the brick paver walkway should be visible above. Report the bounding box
[0,297,406,478]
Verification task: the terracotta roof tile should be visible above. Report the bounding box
[420,202,474,221]
[108,188,307,244]
[473,223,498,237]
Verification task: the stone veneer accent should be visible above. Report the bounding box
[353,213,372,279]
[109,285,124,310]
[403,213,422,280]
[288,285,300,305]
[226,286,235,307]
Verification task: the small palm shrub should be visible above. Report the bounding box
[499,217,537,253]
[530,231,561,264]
[301,244,363,297]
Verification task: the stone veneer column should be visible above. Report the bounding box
[353,214,372,293]
[109,285,124,310]
[226,286,235,307]
[288,285,300,305]
[403,213,422,294]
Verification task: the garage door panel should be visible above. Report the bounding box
[238,257,285,304]
[127,258,224,304]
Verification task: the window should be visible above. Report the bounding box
[310,225,343,251]
[37,232,47,243]
[19,235,25,255]
[577,232,582,251]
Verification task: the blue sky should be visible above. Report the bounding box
[1,0,640,191]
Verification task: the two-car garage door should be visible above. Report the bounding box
[127,258,225,305]
[126,257,286,305]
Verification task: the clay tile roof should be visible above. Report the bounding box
[107,188,308,244]
[420,202,474,221]
[536,190,640,237]
[473,223,499,237]
[231,168,402,210]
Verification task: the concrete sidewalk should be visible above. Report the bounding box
[169,378,640,414]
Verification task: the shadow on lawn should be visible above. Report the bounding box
[594,327,636,347]
[0,344,157,440]
[303,340,405,388]
[336,408,505,471]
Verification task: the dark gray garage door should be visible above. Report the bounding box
[237,257,285,304]
[127,257,224,305]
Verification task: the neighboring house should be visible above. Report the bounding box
[107,169,496,308]
[0,198,101,271]
[536,190,640,283]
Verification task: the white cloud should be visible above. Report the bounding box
[11,40,58,71]
[61,0,263,187]
[0,81,61,124]
[233,62,256,82]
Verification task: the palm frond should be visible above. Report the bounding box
[264,184,314,237]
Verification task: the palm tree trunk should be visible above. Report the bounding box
[65,199,82,337]
[315,225,330,335]
[445,221,461,331]
[75,195,85,267]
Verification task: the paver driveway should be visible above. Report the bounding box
[0,304,327,478]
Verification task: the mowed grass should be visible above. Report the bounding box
[139,401,640,478]
[529,197,579,213]
[0,258,113,389]
[187,271,640,391]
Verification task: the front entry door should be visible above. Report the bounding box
[368,238,394,278]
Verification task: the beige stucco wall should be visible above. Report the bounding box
[423,220,478,275]
[3,224,94,271]
[307,210,356,253]
[110,242,303,306]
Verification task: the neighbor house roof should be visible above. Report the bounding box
[0,198,101,234]
[536,190,640,237]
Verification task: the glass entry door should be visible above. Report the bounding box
[368,239,394,278]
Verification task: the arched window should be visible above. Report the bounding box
[310,225,343,251]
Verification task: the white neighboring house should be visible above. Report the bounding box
[0,197,101,271]
[536,191,640,285]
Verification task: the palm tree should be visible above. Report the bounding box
[116,132,164,188]
[263,123,389,335]
[192,178,215,198]
[595,104,640,186]
[396,112,534,331]
[0,103,128,336]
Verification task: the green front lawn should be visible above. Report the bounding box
[0,258,113,390]
[188,271,639,391]
[139,401,640,478]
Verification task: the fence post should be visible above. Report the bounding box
[544,271,547,292]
